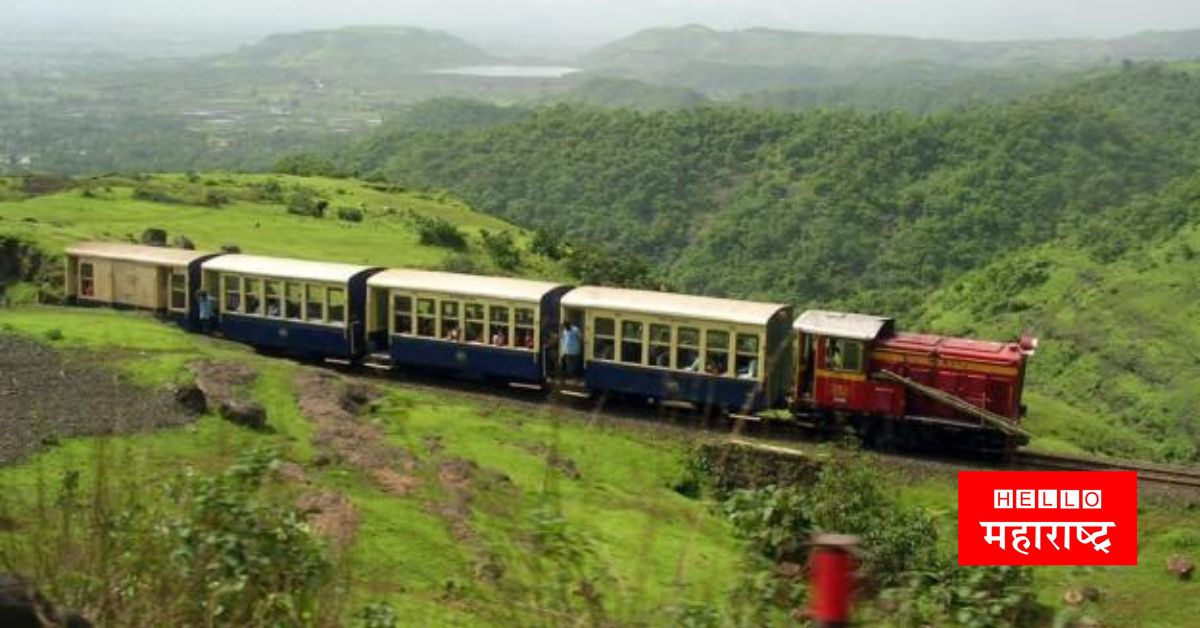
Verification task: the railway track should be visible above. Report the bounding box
[332,357,1200,492]
[1014,451,1200,489]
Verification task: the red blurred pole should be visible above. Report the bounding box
[809,533,859,628]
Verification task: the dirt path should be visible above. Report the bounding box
[0,334,192,465]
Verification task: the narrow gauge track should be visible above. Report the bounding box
[324,358,1200,491]
[1013,451,1200,489]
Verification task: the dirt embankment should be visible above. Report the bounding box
[0,335,193,465]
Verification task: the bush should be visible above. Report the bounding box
[337,207,364,223]
[44,327,63,341]
[204,190,230,207]
[480,229,521,271]
[410,212,467,250]
[287,188,328,218]
[132,186,184,204]
[439,254,483,274]
[221,243,242,253]
[172,235,195,250]
[529,229,565,260]
[140,228,168,247]
[0,448,340,626]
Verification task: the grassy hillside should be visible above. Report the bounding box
[0,308,749,624]
[0,173,564,298]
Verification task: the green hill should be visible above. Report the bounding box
[214,25,497,73]
[582,24,1200,76]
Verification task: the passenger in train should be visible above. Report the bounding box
[491,330,507,346]
[560,322,582,376]
[652,346,670,367]
[197,290,214,332]
[445,327,460,342]
[521,332,535,349]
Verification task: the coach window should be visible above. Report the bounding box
[79,262,95,297]
[224,275,242,312]
[677,327,700,371]
[620,320,644,364]
[305,285,324,322]
[265,281,282,317]
[169,269,187,311]
[825,338,863,372]
[464,303,485,343]
[649,324,671,368]
[705,330,731,376]
[392,294,412,334]
[327,287,345,324]
[441,300,461,340]
[244,278,261,315]
[416,298,436,337]
[736,333,760,379]
[489,305,511,346]
[514,307,535,350]
[285,282,302,320]
[593,317,615,360]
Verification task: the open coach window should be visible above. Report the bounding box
[393,294,412,334]
[79,262,95,297]
[169,270,187,311]
[593,317,615,360]
[244,278,261,315]
[327,287,345,324]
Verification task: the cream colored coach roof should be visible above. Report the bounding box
[561,286,788,327]
[203,254,376,283]
[793,309,894,341]
[66,242,213,267]
[369,269,568,302]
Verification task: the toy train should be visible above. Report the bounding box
[63,242,1036,449]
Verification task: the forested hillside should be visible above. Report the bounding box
[581,24,1200,94]
[343,63,1200,460]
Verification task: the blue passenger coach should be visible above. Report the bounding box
[559,287,794,412]
[366,269,571,384]
[201,255,380,359]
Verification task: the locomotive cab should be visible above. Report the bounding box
[793,310,895,413]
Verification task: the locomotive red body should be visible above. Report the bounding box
[794,311,1033,446]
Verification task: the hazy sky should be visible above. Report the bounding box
[7,0,1200,45]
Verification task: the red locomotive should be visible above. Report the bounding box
[794,310,1035,450]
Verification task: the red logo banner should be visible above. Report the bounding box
[958,471,1137,566]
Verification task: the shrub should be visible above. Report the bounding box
[44,328,63,341]
[337,207,364,223]
[411,212,467,250]
[140,228,168,247]
[221,243,241,253]
[439,254,483,274]
[480,229,521,271]
[172,235,196,250]
[0,448,340,627]
[287,188,328,218]
[132,186,184,204]
[204,190,230,207]
[529,229,565,260]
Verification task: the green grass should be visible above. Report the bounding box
[0,173,565,279]
[0,307,746,624]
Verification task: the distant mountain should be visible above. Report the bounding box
[580,25,1200,93]
[214,25,497,73]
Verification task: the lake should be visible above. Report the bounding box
[428,65,581,78]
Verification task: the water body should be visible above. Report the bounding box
[429,65,581,78]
